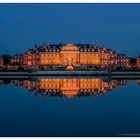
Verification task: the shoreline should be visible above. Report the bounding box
[0,70,140,77]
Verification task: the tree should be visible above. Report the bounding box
[130,57,136,65]
[18,66,24,70]
[2,54,12,65]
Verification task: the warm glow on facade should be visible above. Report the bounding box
[39,43,101,67]
[38,78,115,97]
[0,56,3,66]
[19,42,131,69]
[9,78,128,98]
[39,52,60,65]
[137,57,140,68]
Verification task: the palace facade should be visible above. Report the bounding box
[0,42,132,69]
[137,55,140,68]
[0,56,3,67]
[22,43,131,69]
[39,43,101,67]
[10,54,23,66]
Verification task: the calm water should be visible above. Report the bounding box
[0,76,140,137]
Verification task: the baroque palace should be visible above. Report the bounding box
[22,42,131,69]
[1,42,136,69]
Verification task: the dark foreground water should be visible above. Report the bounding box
[0,76,140,137]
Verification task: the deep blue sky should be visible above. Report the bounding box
[0,3,140,57]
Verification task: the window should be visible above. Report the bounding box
[73,59,76,63]
[84,54,87,58]
[64,54,67,58]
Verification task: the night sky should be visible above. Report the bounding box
[0,3,140,57]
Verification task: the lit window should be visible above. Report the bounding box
[64,54,67,58]
[73,54,76,57]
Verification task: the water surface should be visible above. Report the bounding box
[0,77,140,137]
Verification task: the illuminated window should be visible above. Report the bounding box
[84,60,86,64]
[64,54,67,58]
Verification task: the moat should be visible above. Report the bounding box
[0,76,140,136]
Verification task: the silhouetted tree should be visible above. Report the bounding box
[130,57,136,65]
[18,66,24,70]
[2,54,12,65]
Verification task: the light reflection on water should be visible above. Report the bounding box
[0,77,140,136]
[0,77,129,98]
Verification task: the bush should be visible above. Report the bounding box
[116,66,124,71]
[18,67,25,70]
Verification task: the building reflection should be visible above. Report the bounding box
[5,77,128,98]
[136,80,140,85]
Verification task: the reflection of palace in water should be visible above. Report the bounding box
[6,77,128,98]
[136,80,140,85]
